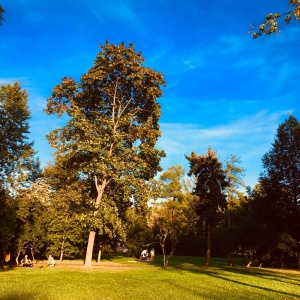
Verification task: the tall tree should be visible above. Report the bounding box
[186,147,228,267]
[0,82,35,263]
[0,82,35,187]
[249,1,300,38]
[45,41,165,267]
[260,114,300,268]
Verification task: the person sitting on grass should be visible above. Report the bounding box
[140,249,149,262]
[21,255,33,268]
[47,254,55,267]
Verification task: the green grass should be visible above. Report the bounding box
[1,255,299,300]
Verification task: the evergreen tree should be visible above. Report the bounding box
[186,147,228,267]
[260,114,300,268]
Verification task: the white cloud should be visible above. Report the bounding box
[157,110,290,188]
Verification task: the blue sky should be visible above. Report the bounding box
[1,0,299,188]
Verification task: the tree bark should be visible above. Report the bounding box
[15,247,21,265]
[297,248,300,270]
[205,221,211,267]
[97,250,102,263]
[60,239,65,262]
[84,176,108,267]
[84,231,96,267]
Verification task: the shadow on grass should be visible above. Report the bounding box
[152,256,300,299]
[0,266,19,272]
[1,292,36,299]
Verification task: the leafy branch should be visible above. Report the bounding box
[248,1,300,38]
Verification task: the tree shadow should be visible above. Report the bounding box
[1,292,37,300]
[158,257,300,299]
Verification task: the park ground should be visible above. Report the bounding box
[1,255,299,300]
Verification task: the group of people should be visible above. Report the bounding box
[140,248,155,262]
[20,254,55,267]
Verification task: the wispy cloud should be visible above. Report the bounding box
[157,110,290,187]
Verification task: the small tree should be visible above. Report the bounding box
[148,166,198,266]
[16,179,52,264]
[223,155,245,263]
[186,147,228,267]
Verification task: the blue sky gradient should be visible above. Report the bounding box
[1,0,299,188]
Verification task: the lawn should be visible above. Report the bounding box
[1,255,299,300]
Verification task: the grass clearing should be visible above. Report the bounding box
[1,256,299,299]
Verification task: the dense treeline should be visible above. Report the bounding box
[0,42,299,269]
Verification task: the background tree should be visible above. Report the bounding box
[45,41,165,267]
[159,165,185,254]
[223,155,245,263]
[186,147,228,267]
[259,114,300,268]
[0,189,17,266]
[0,82,35,188]
[0,82,35,264]
[144,166,198,266]
[15,179,52,264]
[124,207,153,258]
[250,0,300,38]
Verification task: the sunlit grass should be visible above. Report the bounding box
[1,255,299,300]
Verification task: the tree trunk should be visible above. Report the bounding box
[30,247,36,264]
[97,250,102,263]
[297,248,300,270]
[15,247,21,265]
[60,239,65,262]
[205,221,211,267]
[160,232,167,267]
[84,176,107,267]
[84,230,96,267]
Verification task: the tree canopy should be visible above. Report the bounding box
[0,82,35,188]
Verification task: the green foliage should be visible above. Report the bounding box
[259,114,300,267]
[124,208,154,258]
[15,179,52,259]
[150,165,198,266]
[186,148,229,266]
[0,189,17,262]
[186,148,228,223]
[45,41,165,265]
[0,82,35,188]
[234,115,300,268]
[0,82,36,263]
